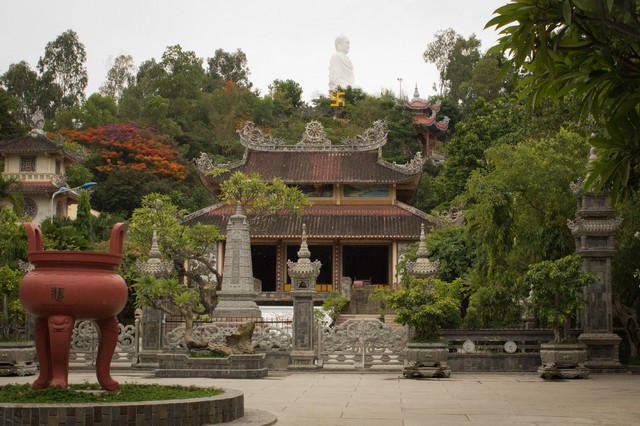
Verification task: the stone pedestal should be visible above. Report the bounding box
[135,308,165,368]
[213,202,261,319]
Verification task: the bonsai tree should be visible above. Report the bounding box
[0,208,28,341]
[522,254,597,342]
[386,277,461,341]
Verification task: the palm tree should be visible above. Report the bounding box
[0,175,24,214]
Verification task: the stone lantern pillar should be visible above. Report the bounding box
[287,224,321,369]
[567,148,625,372]
[135,229,173,367]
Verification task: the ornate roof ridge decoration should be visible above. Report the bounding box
[194,151,248,175]
[237,120,388,152]
[182,201,227,224]
[378,151,426,175]
[567,216,623,236]
[395,200,435,222]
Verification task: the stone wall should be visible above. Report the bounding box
[448,353,541,372]
[0,389,244,425]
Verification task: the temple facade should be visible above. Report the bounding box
[0,111,82,223]
[187,120,434,301]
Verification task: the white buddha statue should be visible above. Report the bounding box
[329,34,354,91]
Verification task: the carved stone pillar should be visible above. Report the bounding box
[287,225,321,370]
[213,202,262,319]
[568,153,625,372]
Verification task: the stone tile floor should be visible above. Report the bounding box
[2,370,639,425]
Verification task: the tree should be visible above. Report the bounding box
[424,29,481,100]
[458,129,590,327]
[206,49,252,89]
[217,171,309,231]
[100,54,136,102]
[61,124,187,179]
[73,189,93,241]
[0,175,23,214]
[0,88,24,140]
[37,30,88,110]
[0,61,40,124]
[523,254,596,342]
[81,93,118,128]
[424,28,458,96]
[487,0,640,201]
[444,34,482,103]
[269,79,304,113]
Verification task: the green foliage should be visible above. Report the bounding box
[41,217,92,251]
[0,208,27,340]
[522,254,597,342]
[218,171,309,231]
[463,281,523,329]
[0,265,24,340]
[386,277,461,340]
[37,29,88,112]
[488,0,640,202]
[100,54,136,102]
[0,208,27,267]
[368,287,393,321]
[319,291,349,327]
[0,87,25,139]
[0,383,222,403]
[73,189,93,241]
[132,274,204,317]
[425,224,474,282]
[206,48,252,89]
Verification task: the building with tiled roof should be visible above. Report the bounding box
[0,110,83,223]
[406,85,449,156]
[187,120,433,300]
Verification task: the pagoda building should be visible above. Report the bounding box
[406,85,449,156]
[0,110,83,223]
[186,120,434,301]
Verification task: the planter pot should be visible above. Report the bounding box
[403,342,450,378]
[0,341,37,376]
[19,223,128,390]
[538,342,590,379]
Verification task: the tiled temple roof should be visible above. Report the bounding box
[0,132,81,162]
[203,150,423,185]
[184,202,433,239]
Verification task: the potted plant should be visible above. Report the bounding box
[523,254,596,379]
[386,276,460,378]
[0,208,35,376]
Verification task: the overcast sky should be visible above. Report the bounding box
[1,0,509,102]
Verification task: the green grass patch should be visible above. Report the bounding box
[0,383,223,404]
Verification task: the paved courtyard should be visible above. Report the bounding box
[2,370,639,425]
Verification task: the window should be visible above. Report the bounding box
[55,160,61,174]
[297,184,333,198]
[20,156,36,172]
[343,184,389,198]
[22,198,38,219]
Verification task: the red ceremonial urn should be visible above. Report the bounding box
[19,223,128,391]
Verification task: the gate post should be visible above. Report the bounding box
[287,225,321,370]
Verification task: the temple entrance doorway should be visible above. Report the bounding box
[342,245,390,285]
[251,245,277,291]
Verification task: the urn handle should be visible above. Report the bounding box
[23,223,44,253]
[109,223,128,256]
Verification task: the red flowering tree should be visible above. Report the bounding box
[61,124,186,179]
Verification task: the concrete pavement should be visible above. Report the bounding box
[2,370,639,425]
